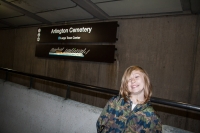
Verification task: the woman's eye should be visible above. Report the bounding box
[135,76,139,78]
[128,79,132,82]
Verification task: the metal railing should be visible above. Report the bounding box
[0,67,200,113]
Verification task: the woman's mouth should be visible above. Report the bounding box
[131,85,138,88]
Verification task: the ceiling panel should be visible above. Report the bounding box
[90,0,108,2]
[93,0,182,16]
[0,0,195,29]
[37,6,94,23]
[7,0,76,13]
[3,16,41,26]
[0,4,23,19]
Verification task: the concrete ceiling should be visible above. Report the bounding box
[0,0,199,29]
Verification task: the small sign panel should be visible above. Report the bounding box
[37,21,118,43]
[35,45,116,63]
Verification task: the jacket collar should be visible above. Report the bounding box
[119,95,150,112]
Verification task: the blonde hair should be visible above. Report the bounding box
[119,66,152,103]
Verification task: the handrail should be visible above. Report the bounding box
[0,67,200,113]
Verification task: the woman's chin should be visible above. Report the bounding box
[130,89,144,95]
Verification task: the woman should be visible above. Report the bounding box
[96,66,162,133]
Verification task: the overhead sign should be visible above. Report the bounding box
[37,21,118,43]
[35,45,116,63]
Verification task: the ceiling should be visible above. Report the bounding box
[0,0,199,29]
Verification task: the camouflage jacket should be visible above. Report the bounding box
[96,96,162,133]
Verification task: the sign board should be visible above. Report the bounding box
[35,45,116,63]
[37,21,118,43]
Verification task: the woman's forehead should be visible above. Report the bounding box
[130,70,143,75]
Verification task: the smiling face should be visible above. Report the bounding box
[120,66,152,103]
[127,70,145,96]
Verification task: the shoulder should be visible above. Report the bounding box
[140,104,162,130]
[135,103,162,132]
[141,104,160,118]
[111,95,120,100]
[107,95,121,103]
[106,95,126,107]
[143,104,161,123]
[144,104,155,113]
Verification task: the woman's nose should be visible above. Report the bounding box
[131,79,135,82]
